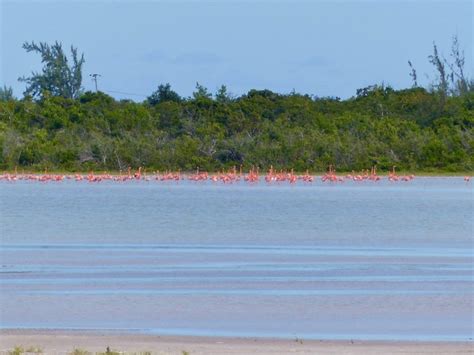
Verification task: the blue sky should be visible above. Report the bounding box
[1,0,472,100]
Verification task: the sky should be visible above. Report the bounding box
[1,0,472,100]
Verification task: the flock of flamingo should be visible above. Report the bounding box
[0,166,471,184]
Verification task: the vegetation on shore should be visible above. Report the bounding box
[8,345,42,355]
[0,38,472,173]
[7,346,155,355]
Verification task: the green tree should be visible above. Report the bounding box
[428,42,449,96]
[215,85,233,103]
[193,82,212,100]
[407,61,418,88]
[147,83,181,105]
[18,41,85,99]
[0,85,15,101]
[447,35,471,95]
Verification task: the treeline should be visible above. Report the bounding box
[0,38,473,172]
[0,85,473,172]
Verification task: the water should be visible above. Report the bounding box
[0,178,473,340]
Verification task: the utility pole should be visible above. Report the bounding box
[89,73,101,92]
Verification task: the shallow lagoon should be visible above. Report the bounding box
[0,178,472,340]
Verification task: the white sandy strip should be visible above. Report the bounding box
[0,330,473,355]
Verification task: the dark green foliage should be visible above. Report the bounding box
[0,87,472,172]
[0,85,15,101]
[215,85,233,103]
[408,61,418,88]
[147,83,182,105]
[18,41,85,99]
[447,35,471,96]
[5,36,472,173]
[408,35,473,102]
[428,42,449,97]
[193,82,212,100]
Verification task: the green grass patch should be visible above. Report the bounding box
[70,349,92,355]
[8,346,24,355]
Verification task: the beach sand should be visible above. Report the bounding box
[0,330,472,355]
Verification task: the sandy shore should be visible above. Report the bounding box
[0,330,472,355]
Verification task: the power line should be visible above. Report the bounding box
[88,73,147,97]
[102,89,148,98]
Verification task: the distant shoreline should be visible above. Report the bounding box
[0,329,472,355]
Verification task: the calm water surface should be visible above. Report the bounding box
[0,178,472,340]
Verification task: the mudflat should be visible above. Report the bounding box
[0,330,472,355]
